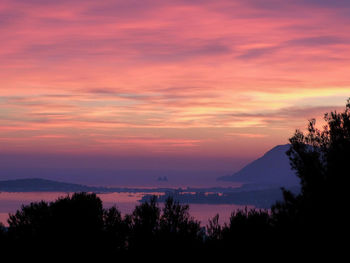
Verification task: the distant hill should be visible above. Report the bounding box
[0,178,103,192]
[217,144,299,187]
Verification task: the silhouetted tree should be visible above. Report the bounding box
[158,197,203,251]
[128,195,160,252]
[7,192,105,253]
[272,98,350,240]
[222,208,271,248]
[204,208,272,254]
[103,206,128,252]
[7,201,50,242]
[50,192,104,242]
[206,214,221,241]
[204,214,223,252]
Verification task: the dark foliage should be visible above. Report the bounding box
[128,195,160,251]
[204,208,273,253]
[158,197,203,252]
[272,98,350,242]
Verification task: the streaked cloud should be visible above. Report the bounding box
[0,0,349,158]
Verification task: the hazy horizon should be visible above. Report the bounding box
[0,150,251,187]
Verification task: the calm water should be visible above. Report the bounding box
[0,192,250,226]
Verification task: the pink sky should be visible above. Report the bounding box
[0,0,349,161]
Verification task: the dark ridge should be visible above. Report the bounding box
[0,178,103,192]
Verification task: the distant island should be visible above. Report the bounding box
[217,144,299,187]
[0,178,102,192]
[157,176,168,182]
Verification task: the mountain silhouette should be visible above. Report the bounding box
[217,144,299,187]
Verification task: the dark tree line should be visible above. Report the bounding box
[1,99,349,256]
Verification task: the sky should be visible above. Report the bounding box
[0,0,349,186]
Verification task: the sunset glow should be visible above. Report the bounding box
[1,0,349,160]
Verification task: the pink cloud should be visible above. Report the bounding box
[0,0,349,157]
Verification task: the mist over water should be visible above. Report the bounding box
[0,152,248,187]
